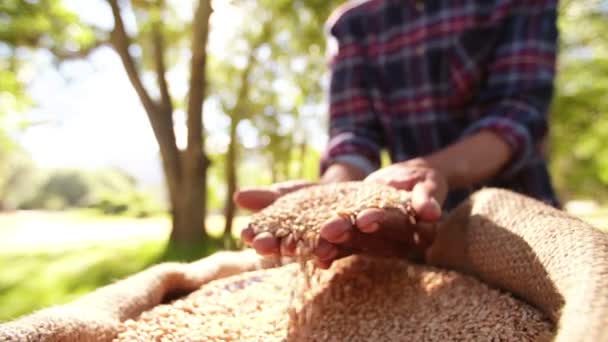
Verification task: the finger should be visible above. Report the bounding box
[416,222,437,246]
[314,248,352,269]
[315,258,333,270]
[364,175,421,191]
[355,208,416,245]
[233,188,281,211]
[385,178,421,191]
[355,208,383,233]
[365,169,425,191]
[240,225,255,244]
[319,216,354,244]
[272,180,314,195]
[280,234,297,257]
[412,180,442,222]
[251,232,280,255]
[312,238,339,261]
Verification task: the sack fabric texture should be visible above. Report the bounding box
[1,187,606,342]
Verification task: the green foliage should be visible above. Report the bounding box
[18,168,164,217]
[94,190,163,217]
[0,147,40,210]
[207,0,342,189]
[0,211,229,321]
[34,170,93,208]
[0,242,163,321]
[0,0,101,116]
[0,0,99,54]
[550,1,608,201]
[0,0,103,206]
[0,240,164,321]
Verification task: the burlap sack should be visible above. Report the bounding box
[1,187,607,341]
[0,250,273,342]
[427,188,608,342]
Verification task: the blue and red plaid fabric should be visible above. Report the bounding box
[320,0,560,209]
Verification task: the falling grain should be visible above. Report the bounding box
[113,182,555,341]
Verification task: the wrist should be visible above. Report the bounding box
[424,154,469,190]
[398,156,464,190]
[321,162,367,183]
[424,131,512,189]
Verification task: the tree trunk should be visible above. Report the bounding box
[168,151,209,246]
[218,33,264,248]
[167,0,213,248]
[223,118,239,249]
[108,0,213,257]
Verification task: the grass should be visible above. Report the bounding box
[0,240,165,321]
[0,206,606,323]
[0,210,249,322]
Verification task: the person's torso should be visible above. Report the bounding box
[353,0,509,160]
[336,0,559,208]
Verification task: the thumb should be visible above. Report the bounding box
[234,180,315,212]
[233,188,281,211]
[411,180,443,222]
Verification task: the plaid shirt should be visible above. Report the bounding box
[320,0,560,209]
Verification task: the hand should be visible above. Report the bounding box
[235,162,366,259]
[365,158,448,222]
[312,158,447,268]
[237,179,430,269]
[233,179,315,212]
[234,180,316,256]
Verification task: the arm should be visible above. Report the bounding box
[365,1,557,219]
[321,162,367,183]
[320,6,384,180]
[426,131,512,189]
[434,0,558,188]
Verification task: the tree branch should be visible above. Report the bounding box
[50,37,108,61]
[108,0,182,195]
[151,11,172,114]
[107,0,157,116]
[186,0,213,152]
[230,21,272,119]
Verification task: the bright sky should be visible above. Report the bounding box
[17,0,319,187]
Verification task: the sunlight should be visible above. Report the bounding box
[18,0,248,188]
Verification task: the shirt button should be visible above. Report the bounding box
[415,45,425,56]
[415,0,424,11]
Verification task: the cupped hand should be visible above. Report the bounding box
[365,158,448,222]
[312,158,448,268]
[236,159,448,269]
[234,180,315,255]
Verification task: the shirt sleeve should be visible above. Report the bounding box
[461,0,558,177]
[320,7,384,177]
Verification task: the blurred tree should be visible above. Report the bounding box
[211,18,271,249]
[0,148,39,210]
[106,0,213,249]
[1,0,97,210]
[207,0,343,245]
[551,0,608,201]
[249,0,342,182]
[19,167,162,216]
[1,0,215,252]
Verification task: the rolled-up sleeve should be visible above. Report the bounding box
[320,7,384,176]
[462,0,558,177]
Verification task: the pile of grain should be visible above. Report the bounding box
[247,182,415,256]
[114,183,554,341]
[113,256,554,341]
